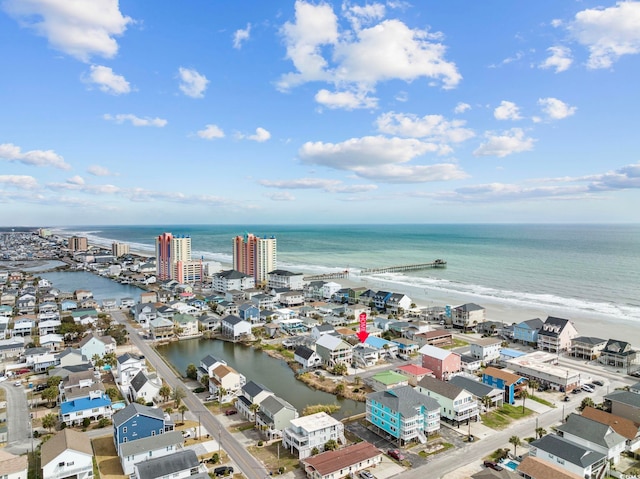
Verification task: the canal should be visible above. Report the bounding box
[39,271,146,303]
[156,338,365,419]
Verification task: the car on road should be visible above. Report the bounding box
[387,449,405,461]
[0,376,6,383]
[14,381,22,387]
[592,380,604,387]
[213,466,233,476]
[359,471,375,479]
[563,395,571,402]
[483,460,504,471]
[224,409,237,416]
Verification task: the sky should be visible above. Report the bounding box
[1,0,640,226]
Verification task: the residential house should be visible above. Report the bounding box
[279,291,305,307]
[364,336,398,358]
[212,269,255,292]
[352,344,380,369]
[24,347,58,372]
[557,413,626,465]
[133,450,206,479]
[516,456,583,479]
[197,354,226,380]
[283,412,346,459]
[394,364,434,386]
[235,380,274,421]
[129,371,162,404]
[450,303,485,330]
[528,434,607,479]
[38,320,61,336]
[197,314,220,332]
[16,293,36,314]
[119,430,184,475]
[321,282,342,300]
[60,300,78,311]
[303,281,326,301]
[368,385,442,444]
[414,330,453,348]
[536,316,578,352]
[173,313,200,339]
[132,303,157,326]
[60,391,112,426]
[372,291,392,310]
[208,364,246,402]
[78,333,115,360]
[315,334,353,368]
[116,352,147,389]
[220,315,252,340]
[604,391,640,423]
[41,430,93,479]
[449,376,504,410]
[512,318,544,345]
[417,344,461,381]
[310,324,335,341]
[139,291,157,304]
[460,354,482,374]
[368,371,409,392]
[570,336,607,360]
[268,270,304,290]
[582,406,640,452]
[56,348,87,368]
[386,293,412,314]
[112,403,174,454]
[70,308,98,326]
[0,337,25,360]
[392,337,420,358]
[294,346,322,369]
[482,367,528,405]
[599,339,637,370]
[251,293,276,310]
[149,317,174,340]
[238,303,260,323]
[12,317,35,337]
[255,395,298,439]
[415,375,479,426]
[0,450,27,479]
[469,337,502,363]
[300,441,382,479]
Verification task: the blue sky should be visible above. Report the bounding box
[1,0,639,225]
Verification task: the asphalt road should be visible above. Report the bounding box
[0,380,35,454]
[111,310,270,479]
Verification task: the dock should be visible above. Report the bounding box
[303,270,350,281]
[360,259,446,275]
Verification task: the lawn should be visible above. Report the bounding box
[528,395,555,408]
[246,441,299,474]
[442,338,469,349]
[482,404,534,430]
[92,436,126,479]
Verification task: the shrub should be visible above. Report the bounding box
[258,440,263,446]
[82,418,91,428]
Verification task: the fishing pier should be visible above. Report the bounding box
[360,259,446,275]
[303,270,350,281]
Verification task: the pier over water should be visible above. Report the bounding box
[361,259,446,275]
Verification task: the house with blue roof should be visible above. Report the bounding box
[365,336,399,358]
[60,392,112,426]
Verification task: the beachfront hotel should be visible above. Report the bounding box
[155,232,202,283]
[232,233,277,286]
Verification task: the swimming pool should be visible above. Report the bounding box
[503,460,519,471]
[112,402,126,410]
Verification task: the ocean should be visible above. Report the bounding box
[52,224,640,324]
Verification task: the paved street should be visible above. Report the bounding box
[0,380,37,455]
[112,310,270,479]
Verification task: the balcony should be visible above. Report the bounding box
[46,465,92,479]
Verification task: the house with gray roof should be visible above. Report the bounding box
[449,375,504,409]
[119,430,184,475]
[256,395,298,439]
[529,434,607,478]
[236,380,274,421]
[416,375,479,425]
[599,339,637,370]
[294,345,322,369]
[570,336,607,360]
[451,303,485,330]
[604,390,640,423]
[315,334,352,368]
[133,449,206,479]
[112,403,173,453]
[129,370,162,404]
[537,316,578,353]
[220,314,252,339]
[367,385,441,444]
[557,413,626,464]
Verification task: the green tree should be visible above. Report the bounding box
[579,397,595,411]
[172,386,186,407]
[535,427,547,439]
[200,375,210,387]
[249,403,260,425]
[93,354,105,369]
[105,387,121,401]
[179,404,188,423]
[210,453,220,464]
[528,379,539,394]
[332,363,347,376]
[159,385,171,403]
[136,397,147,405]
[47,376,62,388]
[104,324,128,345]
[334,383,345,396]
[103,352,117,367]
[509,435,521,457]
[42,413,57,432]
[186,363,198,380]
[98,417,111,428]
[520,389,529,413]
[165,407,174,421]
[311,447,319,456]
[41,386,59,406]
[324,439,339,451]
[353,376,362,386]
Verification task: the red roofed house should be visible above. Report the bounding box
[301,442,383,479]
[394,364,434,386]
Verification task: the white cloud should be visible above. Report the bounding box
[259,177,378,193]
[266,192,296,201]
[315,89,378,110]
[454,102,471,114]
[233,23,251,49]
[375,112,475,144]
[278,1,461,108]
[494,101,522,121]
[473,128,535,158]
[85,65,131,95]
[2,0,132,62]
[103,113,167,127]
[0,175,38,189]
[539,46,573,73]
[352,163,468,183]
[237,127,272,142]
[0,142,71,169]
[197,124,225,140]
[178,67,209,98]
[87,165,114,176]
[570,1,640,69]
[538,97,577,120]
[66,175,85,185]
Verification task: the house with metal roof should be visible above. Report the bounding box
[604,390,640,424]
[528,434,607,478]
[112,403,173,454]
[133,449,207,479]
[416,375,479,426]
[418,344,461,381]
[283,411,346,459]
[119,430,184,475]
[482,367,528,405]
[449,375,504,410]
[368,370,409,392]
[315,334,352,368]
[581,406,640,452]
[512,318,544,344]
[451,303,485,331]
[557,413,626,464]
[537,316,578,353]
[301,441,382,479]
[236,380,274,421]
[60,392,112,427]
[256,395,298,439]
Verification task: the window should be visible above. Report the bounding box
[152,431,156,436]
[123,427,127,433]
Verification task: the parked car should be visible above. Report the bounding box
[592,380,604,387]
[387,449,405,461]
[581,385,594,393]
[563,395,571,402]
[483,461,504,471]
[35,383,48,392]
[359,471,375,479]
[213,466,234,476]
[572,388,582,394]
[205,395,216,401]
[224,409,237,416]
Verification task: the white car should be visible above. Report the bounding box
[14,381,22,387]
[0,376,7,382]
[581,385,594,393]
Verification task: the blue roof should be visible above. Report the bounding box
[60,395,111,414]
[500,348,527,358]
[365,336,396,349]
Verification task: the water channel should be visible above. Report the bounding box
[39,271,145,303]
[157,338,365,419]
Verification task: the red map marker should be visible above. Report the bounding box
[357,312,369,343]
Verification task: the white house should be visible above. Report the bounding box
[208,364,246,402]
[557,414,627,464]
[469,337,502,363]
[41,429,93,479]
[119,430,184,475]
[116,352,147,388]
[321,282,342,300]
[198,354,227,380]
[282,412,346,459]
[294,345,322,369]
[386,293,412,313]
[267,270,305,290]
[129,371,162,404]
[173,313,200,339]
[212,270,255,292]
[220,315,252,340]
[529,434,607,478]
[0,450,27,479]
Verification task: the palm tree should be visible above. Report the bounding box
[520,389,529,413]
[172,386,186,407]
[159,385,171,403]
[103,352,117,368]
[535,427,547,439]
[579,397,595,411]
[165,407,174,421]
[200,375,210,388]
[249,403,260,425]
[42,412,57,432]
[509,435,521,457]
[178,404,188,423]
[528,379,539,394]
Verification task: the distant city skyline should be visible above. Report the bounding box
[1,1,639,225]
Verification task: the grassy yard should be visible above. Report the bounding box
[442,338,469,349]
[528,395,555,407]
[482,404,534,429]
[92,436,126,479]
[246,441,299,474]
